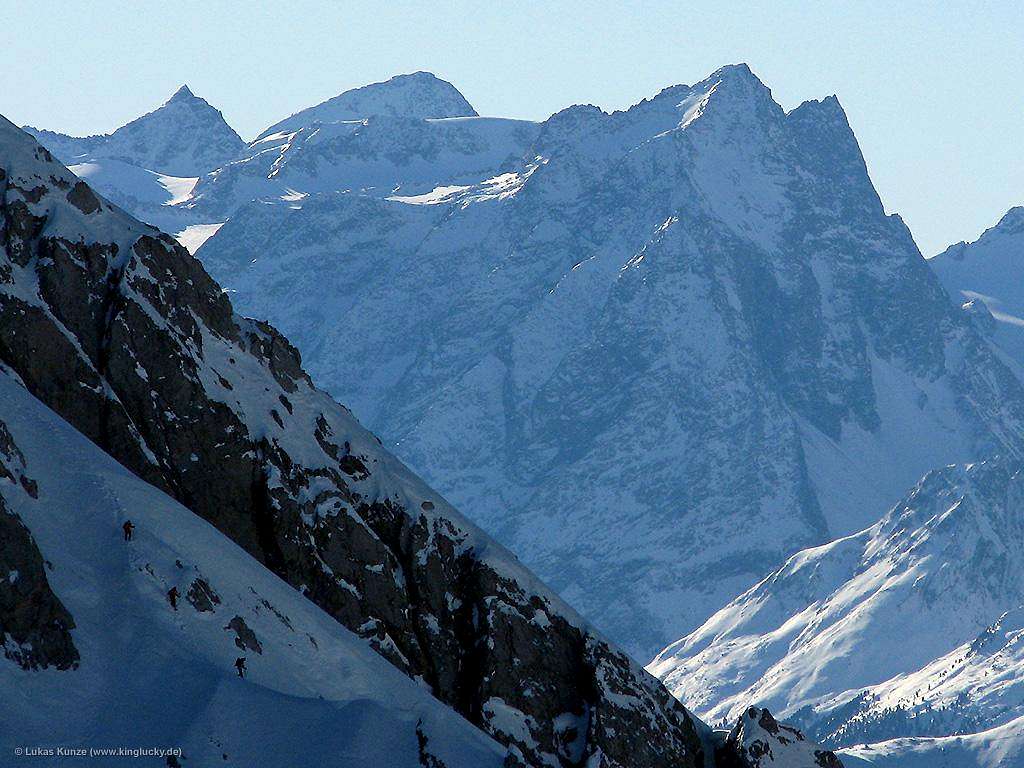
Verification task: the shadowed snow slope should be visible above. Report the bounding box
[930,206,1024,363]
[650,460,1024,753]
[198,63,1024,659]
[0,372,507,768]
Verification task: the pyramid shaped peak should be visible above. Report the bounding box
[702,62,773,95]
[713,62,756,78]
[167,84,197,105]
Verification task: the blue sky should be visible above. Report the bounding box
[3,0,1021,254]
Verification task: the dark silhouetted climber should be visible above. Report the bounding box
[167,586,179,610]
[235,657,247,678]
[122,520,135,541]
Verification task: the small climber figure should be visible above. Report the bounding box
[234,657,247,678]
[167,586,180,610]
[122,520,135,542]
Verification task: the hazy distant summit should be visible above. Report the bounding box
[255,71,478,141]
[24,84,244,177]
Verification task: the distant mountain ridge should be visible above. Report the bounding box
[24,73,494,251]
[25,84,244,177]
[650,459,1024,750]
[197,64,1024,663]
[23,85,245,240]
[255,71,479,141]
[0,102,852,768]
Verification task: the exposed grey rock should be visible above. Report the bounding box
[225,615,263,654]
[0,420,78,671]
[186,578,220,612]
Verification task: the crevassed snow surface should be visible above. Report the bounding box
[0,372,506,768]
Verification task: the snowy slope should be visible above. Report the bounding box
[930,207,1024,362]
[188,114,539,219]
[198,63,1024,659]
[25,86,243,240]
[840,716,1024,768]
[649,460,1024,750]
[25,85,244,177]
[0,371,508,768]
[25,74,517,252]
[255,72,478,141]
[0,113,707,768]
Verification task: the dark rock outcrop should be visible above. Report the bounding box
[716,707,843,768]
[0,419,78,671]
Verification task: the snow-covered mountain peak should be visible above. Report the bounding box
[700,62,771,96]
[865,461,1024,585]
[166,83,197,104]
[254,71,478,141]
[675,62,781,129]
[199,62,1024,660]
[935,206,1024,263]
[995,205,1024,233]
[651,457,1024,750]
[24,85,244,178]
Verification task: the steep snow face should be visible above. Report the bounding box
[198,63,1024,658]
[649,460,1024,748]
[930,207,1024,362]
[0,372,508,768]
[25,85,244,177]
[189,114,540,219]
[0,115,705,768]
[255,71,478,141]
